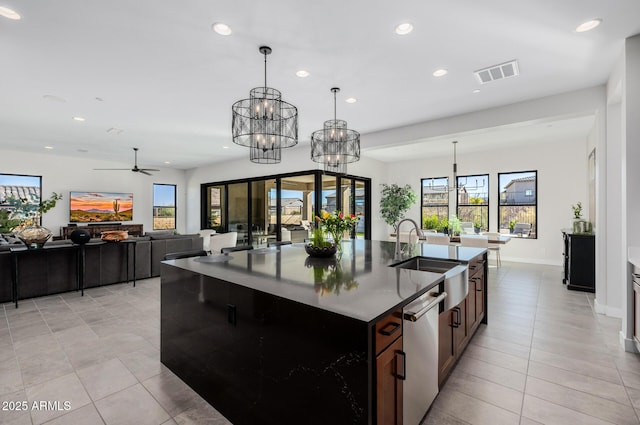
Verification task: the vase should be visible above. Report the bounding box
[331,233,343,251]
[17,224,53,249]
[304,244,337,258]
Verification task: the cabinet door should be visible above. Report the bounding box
[438,310,455,388]
[467,278,477,331]
[634,283,640,343]
[453,299,468,355]
[376,336,403,425]
[474,274,485,325]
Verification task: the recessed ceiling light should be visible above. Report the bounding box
[73,116,86,122]
[44,146,53,150]
[164,161,171,165]
[107,127,124,135]
[295,70,310,78]
[223,146,229,149]
[472,89,480,94]
[0,6,21,20]
[395,23,413,35]
[433,69,448,77]
[345,97,357,104]
[212,22,232,36]
[43,94,67,103]
[576,19,602,33]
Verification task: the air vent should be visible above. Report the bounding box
[474,60,519,84]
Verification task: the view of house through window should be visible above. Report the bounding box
[498,171,537,238]
[152,184,176,230]
[457,174,489,232]
[0,174,42,230]
[421,177,449,231]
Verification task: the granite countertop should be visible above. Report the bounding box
[164,240,486,323]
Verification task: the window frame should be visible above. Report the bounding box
[497,170,538,239]
[152,183,177,230]
[420,177,450,229]
[456,173,489,232]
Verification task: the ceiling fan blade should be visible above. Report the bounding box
[139,168,160,172]
[139,170,153,176]
[93,168,131,170]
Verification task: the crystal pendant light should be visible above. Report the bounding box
[232,46,298,164]
[310,88,360,174]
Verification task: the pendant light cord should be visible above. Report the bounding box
[263,51,268,91]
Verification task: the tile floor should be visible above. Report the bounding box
[0,262,638,424]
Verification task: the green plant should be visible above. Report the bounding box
[469,196,484,205]
[473,218,482,229]
[571,202,583,219]
[379,184,417,233]
[5,192,62,225]
[509,219,517,230]
[0,209,21,233]
[113,199,120,216]
[423,214,439,230]
[449,215,461,236]
[309,227,330,248]
[439,217,449,233]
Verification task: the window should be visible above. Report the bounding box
[421,177,449,230]
[153,184,176,230]
[457,174,489,232]
[0,174,42,228]
[498,171,537,238]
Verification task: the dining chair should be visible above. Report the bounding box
[268,240,292,247]
[460,235,489,248]
[425,234,450,245]
[164,250,208,260]
[482,232,502,267]
[210,231,238,254]
[221,245,254,253]
[198,229,216,252]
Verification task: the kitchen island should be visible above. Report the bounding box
[160,240,486,425]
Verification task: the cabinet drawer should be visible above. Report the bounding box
[468,257,485,278]
[375,309,403,355]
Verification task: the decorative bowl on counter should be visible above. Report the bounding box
[304,243,337,258]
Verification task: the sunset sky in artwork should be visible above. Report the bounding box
[70,192,133,211]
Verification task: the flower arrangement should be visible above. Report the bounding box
[315,210,359,249]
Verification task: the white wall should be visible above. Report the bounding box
[385,138,589,265]
[0,149,188,235]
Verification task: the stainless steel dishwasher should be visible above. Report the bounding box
[403,290,448,425]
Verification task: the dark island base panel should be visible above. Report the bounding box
[161,265,371,425]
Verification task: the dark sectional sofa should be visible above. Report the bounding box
[0,232,203,304]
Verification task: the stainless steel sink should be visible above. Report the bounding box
[393,257,469,310]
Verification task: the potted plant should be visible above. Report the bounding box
[509,219,517,234]
[5,192,62,248]
[439,217,449,235]
[571,202,583,219]
[449,215,461,236]
[422,215,439,231]
[305,227,337,258]
[379,184,417,234]
[473,218,482,234]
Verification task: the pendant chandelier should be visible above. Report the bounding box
[424,141,486,192]
[232,46,298,164]
[310,87,360,174]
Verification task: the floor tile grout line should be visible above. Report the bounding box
[518,270,540,424]
[523,393,623,425]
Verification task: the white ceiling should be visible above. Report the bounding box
[1,0,639,169]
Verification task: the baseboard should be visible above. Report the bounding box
[594,298,606,314]
[501,256,561,266]
[620,331,639,353]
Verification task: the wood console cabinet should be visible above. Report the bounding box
[438,252,487,387]
[61,224,143,239]
[375,309,404,425]
[562,231,595,292]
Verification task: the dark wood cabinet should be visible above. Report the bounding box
[61,223,143,239]
[438,252,487,387]
[562,231,595,292]
[376,336,404,425]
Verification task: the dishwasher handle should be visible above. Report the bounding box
[403,292,448,322]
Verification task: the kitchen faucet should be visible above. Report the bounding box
[395,218,424,260]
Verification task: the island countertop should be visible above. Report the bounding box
[163,239,486,323]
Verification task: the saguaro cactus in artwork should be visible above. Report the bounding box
[113,199,120,218]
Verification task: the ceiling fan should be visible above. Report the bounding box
[94,148,159,176]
